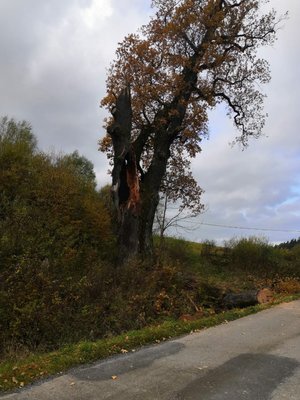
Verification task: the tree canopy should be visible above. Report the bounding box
[57,150,97,186]
[100,0,284,257]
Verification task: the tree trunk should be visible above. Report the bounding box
[138,185,160,256]
[137,130,172,256]
[223,288,273,309]
[117,207,139,259]
[108,86,182,261]
[108,86,169,261]
[159,195,168,245]
[113,144,143,260]
[107,86,137,260]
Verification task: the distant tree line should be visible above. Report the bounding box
[276,238,300,250]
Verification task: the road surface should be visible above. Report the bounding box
[1,300,300,400]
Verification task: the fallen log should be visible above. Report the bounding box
[223,288,273,309]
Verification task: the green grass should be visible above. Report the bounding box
[1,293,299,393]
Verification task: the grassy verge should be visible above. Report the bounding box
[1,293,299,393]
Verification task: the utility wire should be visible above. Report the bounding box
[199,222,300,233]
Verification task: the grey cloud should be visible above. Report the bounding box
[183,0,300,243]
[0,0,149,184]
[0,0,299,244]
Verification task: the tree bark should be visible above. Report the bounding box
[138,127,173,256]
[108,83,190,261]
[108,86,139,260]
[223,288,273,309]
[108,87,171,260]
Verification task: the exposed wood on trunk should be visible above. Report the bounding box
[115,148,140,215]
[223,288,274,309]
[256,288,274,304]
[125,149,140,215]
[107,86,142,259]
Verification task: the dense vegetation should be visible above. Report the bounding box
[276,237,300,250]
[0,117,114,355]
[0,117,299,363]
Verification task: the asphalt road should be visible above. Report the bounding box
[2,300,300,400]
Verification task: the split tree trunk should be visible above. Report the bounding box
[107,81,192,261]
[107,86,139,259]
[107,86,169,260]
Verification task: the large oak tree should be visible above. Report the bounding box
[100,0,284,258]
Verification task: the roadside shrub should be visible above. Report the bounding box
[156,236,193,264]
[89,258,205,337]
[290,245,300,265]
[195,281,224,309]
[0,257,121,355]
[273,277,300,294]
[0,118,116,355]
[201,240,217,258]
[226,236,281,277]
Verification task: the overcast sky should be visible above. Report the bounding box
[0,0,299,245]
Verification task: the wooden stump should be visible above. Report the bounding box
[257,288,274,304]
[223,288,273,309]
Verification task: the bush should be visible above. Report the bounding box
[0,258,115,353]
[201,240,217,257]
[273,277,300,294]
[0,117,115,355]
[156,236,193,264]
[225,236,281,277]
